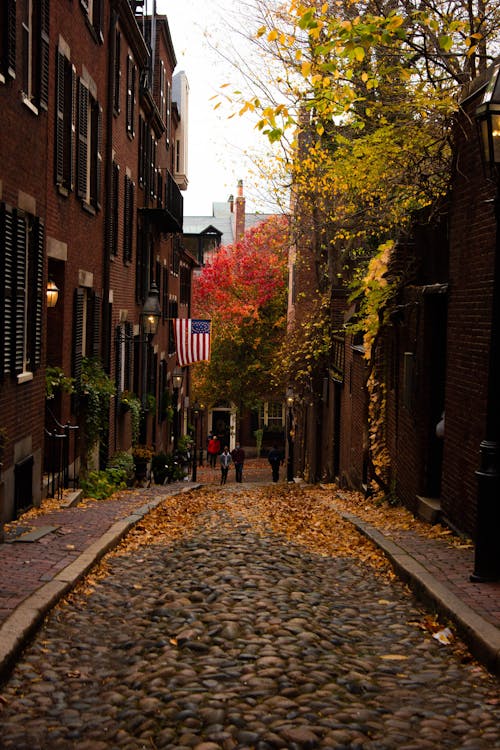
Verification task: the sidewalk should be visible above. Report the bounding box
[0,459,499,683]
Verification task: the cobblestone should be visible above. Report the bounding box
[0,487,499,749]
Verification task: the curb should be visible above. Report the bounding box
[0,485,201,685]
[335,506,500,678]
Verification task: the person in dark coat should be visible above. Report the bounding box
[220,446,232,484]
[231,444,245,483]
[267,444,283,483]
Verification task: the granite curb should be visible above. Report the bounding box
[0,485,201,684]
[335,507,500,678]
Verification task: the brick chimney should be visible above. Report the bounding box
[234,179,245,241]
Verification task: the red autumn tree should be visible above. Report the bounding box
[192,214,289,408]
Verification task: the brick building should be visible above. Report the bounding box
[0,1,191,528]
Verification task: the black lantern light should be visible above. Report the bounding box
[476,63,500,172]
[141,281,161,336]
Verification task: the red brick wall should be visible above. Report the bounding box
[440,81,495,536]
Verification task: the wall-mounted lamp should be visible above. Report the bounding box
[476,63,500,173]
[172,367,183,390]
[141,282,161,336]
[46,279,59,308]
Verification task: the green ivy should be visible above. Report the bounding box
[81,468,127,499]
[45,366,75,400]
[77,358,115,466]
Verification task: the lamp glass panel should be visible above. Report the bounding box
[492,113,500,164]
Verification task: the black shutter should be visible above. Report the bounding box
[77,79,89,200]
[32,217,44,369]
[7,0,16,78]
[125,321,133,391]
[55,51,65,185]
[69,65,76,191]
[72,288,84,384]
[115,324,121,393]
[90,291,101,358]
[93,0,103,42]
[95,103,103,209]
[14,212,26,375]
[39,0,50,110]
[113,28,121,113]
[0,203,15,377]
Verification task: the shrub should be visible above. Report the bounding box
[81,468,127,499]
[107,451,135,486]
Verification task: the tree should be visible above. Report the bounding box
[192,215,289,409]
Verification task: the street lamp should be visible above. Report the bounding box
[172,366,183,449]
[471,64,500,582]
[141,282,161,336]
[191,400,200,481]
[286,389,295,482]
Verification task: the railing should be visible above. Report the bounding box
[44,409,80,499]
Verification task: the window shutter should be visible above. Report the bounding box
[90,291,101,358]
[7,0,16,78]
[32,217,44,369]
[69,65,76,192]
[77,79,89,200]
[72,288,84,384]
[95,104,103,209]
[39,0,50,110]
[113,29,121,113]
[115,324,122,393]
[55,51,65,185]
[125,321,133,391]
[0,204,15,377]
[126,56,134,136]
[14,212,26,375]
[123,175,134,264]
[93,0,103,42]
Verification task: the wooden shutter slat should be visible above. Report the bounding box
[72,288,84,384]
[0,203,14,377]
[32,217,44,369]
[39,0,50,110]
[7,0,17,78]
[77,79,89,200]
[14,212,26,375]
[91,292,101,358]
[55,51,65,185]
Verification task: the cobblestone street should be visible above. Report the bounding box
[0,485,499,750]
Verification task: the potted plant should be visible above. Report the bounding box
[132,445,154,480]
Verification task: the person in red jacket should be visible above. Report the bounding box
[207,434,221,468]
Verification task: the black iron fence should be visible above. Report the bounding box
[44,409,80,499]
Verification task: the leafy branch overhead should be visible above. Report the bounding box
[192,216,290,407]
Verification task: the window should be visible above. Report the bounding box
[115,322,133,394]
[165,80,171,147]
[159,61,166,122]
[21,0,49,111]
[123,174,134,263]
[113,28,121,114]
[107,160,119,256]
[0,0,17,83]
[259,402,284,429]
[167,296,178,355]
[0,205,44,379]
[126,55,136,137]
[55,48,76,192]
[72,287,101,384]
[80,0,103,42]
[77,78,102,210]
[180,262,190,306]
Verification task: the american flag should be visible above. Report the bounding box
[174,319,211,367]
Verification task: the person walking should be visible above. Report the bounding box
[231,444,245,483]
[220,446,232,484]
[207,434,221,469]
[267,444,283,483]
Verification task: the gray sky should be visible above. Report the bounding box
[158,0,274,217]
